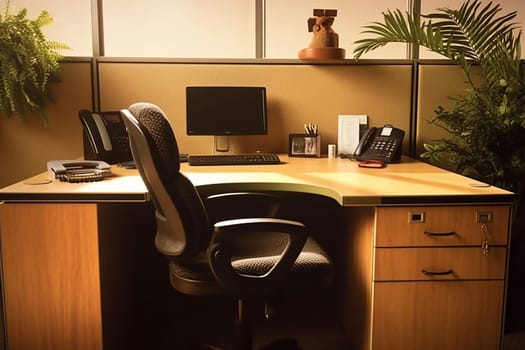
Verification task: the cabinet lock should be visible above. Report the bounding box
[476,211,493,223]
[408,212,425,223]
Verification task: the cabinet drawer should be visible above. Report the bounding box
[376,205,509,247]
[375,247,506,281]
[372,280,504,350]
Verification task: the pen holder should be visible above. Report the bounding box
[289,134,321,157]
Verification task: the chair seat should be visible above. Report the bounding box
[169,237,332,295]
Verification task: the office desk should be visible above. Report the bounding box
[0,156,514,350]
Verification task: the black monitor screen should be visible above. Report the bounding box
[186,86,267,135]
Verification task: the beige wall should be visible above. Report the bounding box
[98,62,413,155]
[416,65,467,157]
[0,62,93,188]
[416,64,485,159]
[0,59,474,188]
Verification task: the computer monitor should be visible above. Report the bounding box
[186,86,267,152]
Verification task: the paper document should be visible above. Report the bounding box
[338,115,367,155]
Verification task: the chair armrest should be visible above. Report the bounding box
[208,217,307,294]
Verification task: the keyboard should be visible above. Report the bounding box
[188,153,281,166]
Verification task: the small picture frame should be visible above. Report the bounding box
[288,134,321,157]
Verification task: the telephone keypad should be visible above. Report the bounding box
[368,136,400,159]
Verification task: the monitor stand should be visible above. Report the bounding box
[213,135,234,154]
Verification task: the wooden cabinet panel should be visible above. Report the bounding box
[376,206,509,247]
[0,203,103,350]
[375,247,507,281]
[372,281,504,350]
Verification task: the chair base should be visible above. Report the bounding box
[190,338,300,350]
[259,338,300,350]
[189,317,300,350]
[189,298,302,350]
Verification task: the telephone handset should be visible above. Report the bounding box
[79,110,133,164]
[354,124,405,162]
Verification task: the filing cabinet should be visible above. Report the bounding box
[371,205,510,350]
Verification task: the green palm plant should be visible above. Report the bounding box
[353,0,525,216]
[0,1,68,124]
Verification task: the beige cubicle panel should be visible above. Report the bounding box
[0,60,416,188]
[0,61,93,188]
[98,62,413,155]
[415,64,484,160]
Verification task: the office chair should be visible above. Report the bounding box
[120,102,333,350]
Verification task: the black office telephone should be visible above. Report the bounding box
[353,124,405,162]
[47,160,112,182]
[79,110,133,164]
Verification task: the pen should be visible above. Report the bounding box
[304,123,318,135]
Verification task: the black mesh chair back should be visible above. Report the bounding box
[122,102,211,259]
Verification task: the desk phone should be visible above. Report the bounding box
[353,124,404,162]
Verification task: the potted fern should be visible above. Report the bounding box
[0,1,68,124]
[353,0,525,217]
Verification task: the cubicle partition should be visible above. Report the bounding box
[97,61,413,155]
[0,60,93,188]
[0,59,467,188]
[416,64,476,156]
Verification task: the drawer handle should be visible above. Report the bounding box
[421,269,453,276]
[424,231,456,237]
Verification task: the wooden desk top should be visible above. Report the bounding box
[0,155,514,206]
